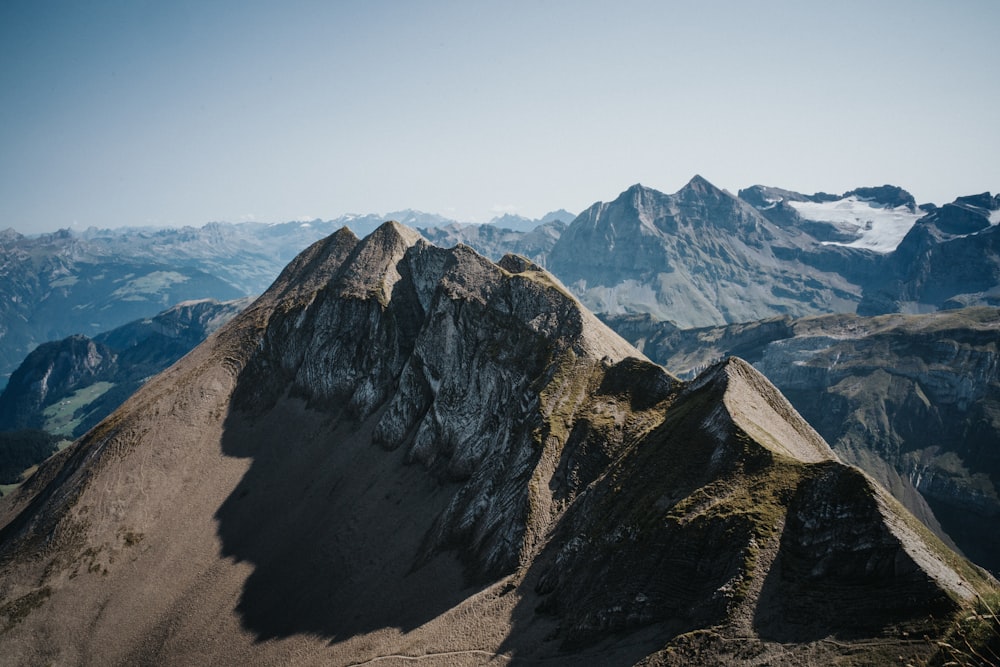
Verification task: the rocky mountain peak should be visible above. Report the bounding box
[243,225,360,306]
[678,173,722,199]
[548,178,874,326]
[618,182,661,214]
[857,190,1000,314]
[953,191,999,211]
[0,334,116,431]
[264,220,425,308]
[0,228,23,244]
[333,220,425,302]
[686,357,836,464]
[538,209,576,224]
[736,184,808,209]
[886,192,999,246]
[618,176,734,212]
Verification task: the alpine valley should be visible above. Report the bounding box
[1,177,999,665]
[0,297,250,439]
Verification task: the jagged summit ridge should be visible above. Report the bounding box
[678,173,723,198]
[236,220,648,576]
[265,221,428,306]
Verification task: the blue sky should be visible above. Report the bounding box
[1,0,998,233]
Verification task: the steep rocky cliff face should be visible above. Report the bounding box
[605,307,1000,575]
[547,177,869,327]
[230,223,644,581]
[0,224,993,666]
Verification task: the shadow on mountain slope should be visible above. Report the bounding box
[214,397,483,642]
[752,462,958,643]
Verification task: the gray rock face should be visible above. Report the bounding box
[0,335,116,432]
[548,177,866,327]
[753,461,964,641]
[236,222,641,578]
[98,297,249,351]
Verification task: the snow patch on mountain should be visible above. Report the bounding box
[789,197,922,253]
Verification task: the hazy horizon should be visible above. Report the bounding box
[2,0,998,234]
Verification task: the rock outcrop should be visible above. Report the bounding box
[0,223,993,666]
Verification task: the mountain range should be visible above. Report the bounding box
[858,192,1000,315]
[2,177,998,567]
[549,177,999,327]
[1,175,998,652]
[6,178,997,372]
[548,177,870,326]
[0,228,246,383]
[1,222,994,665]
